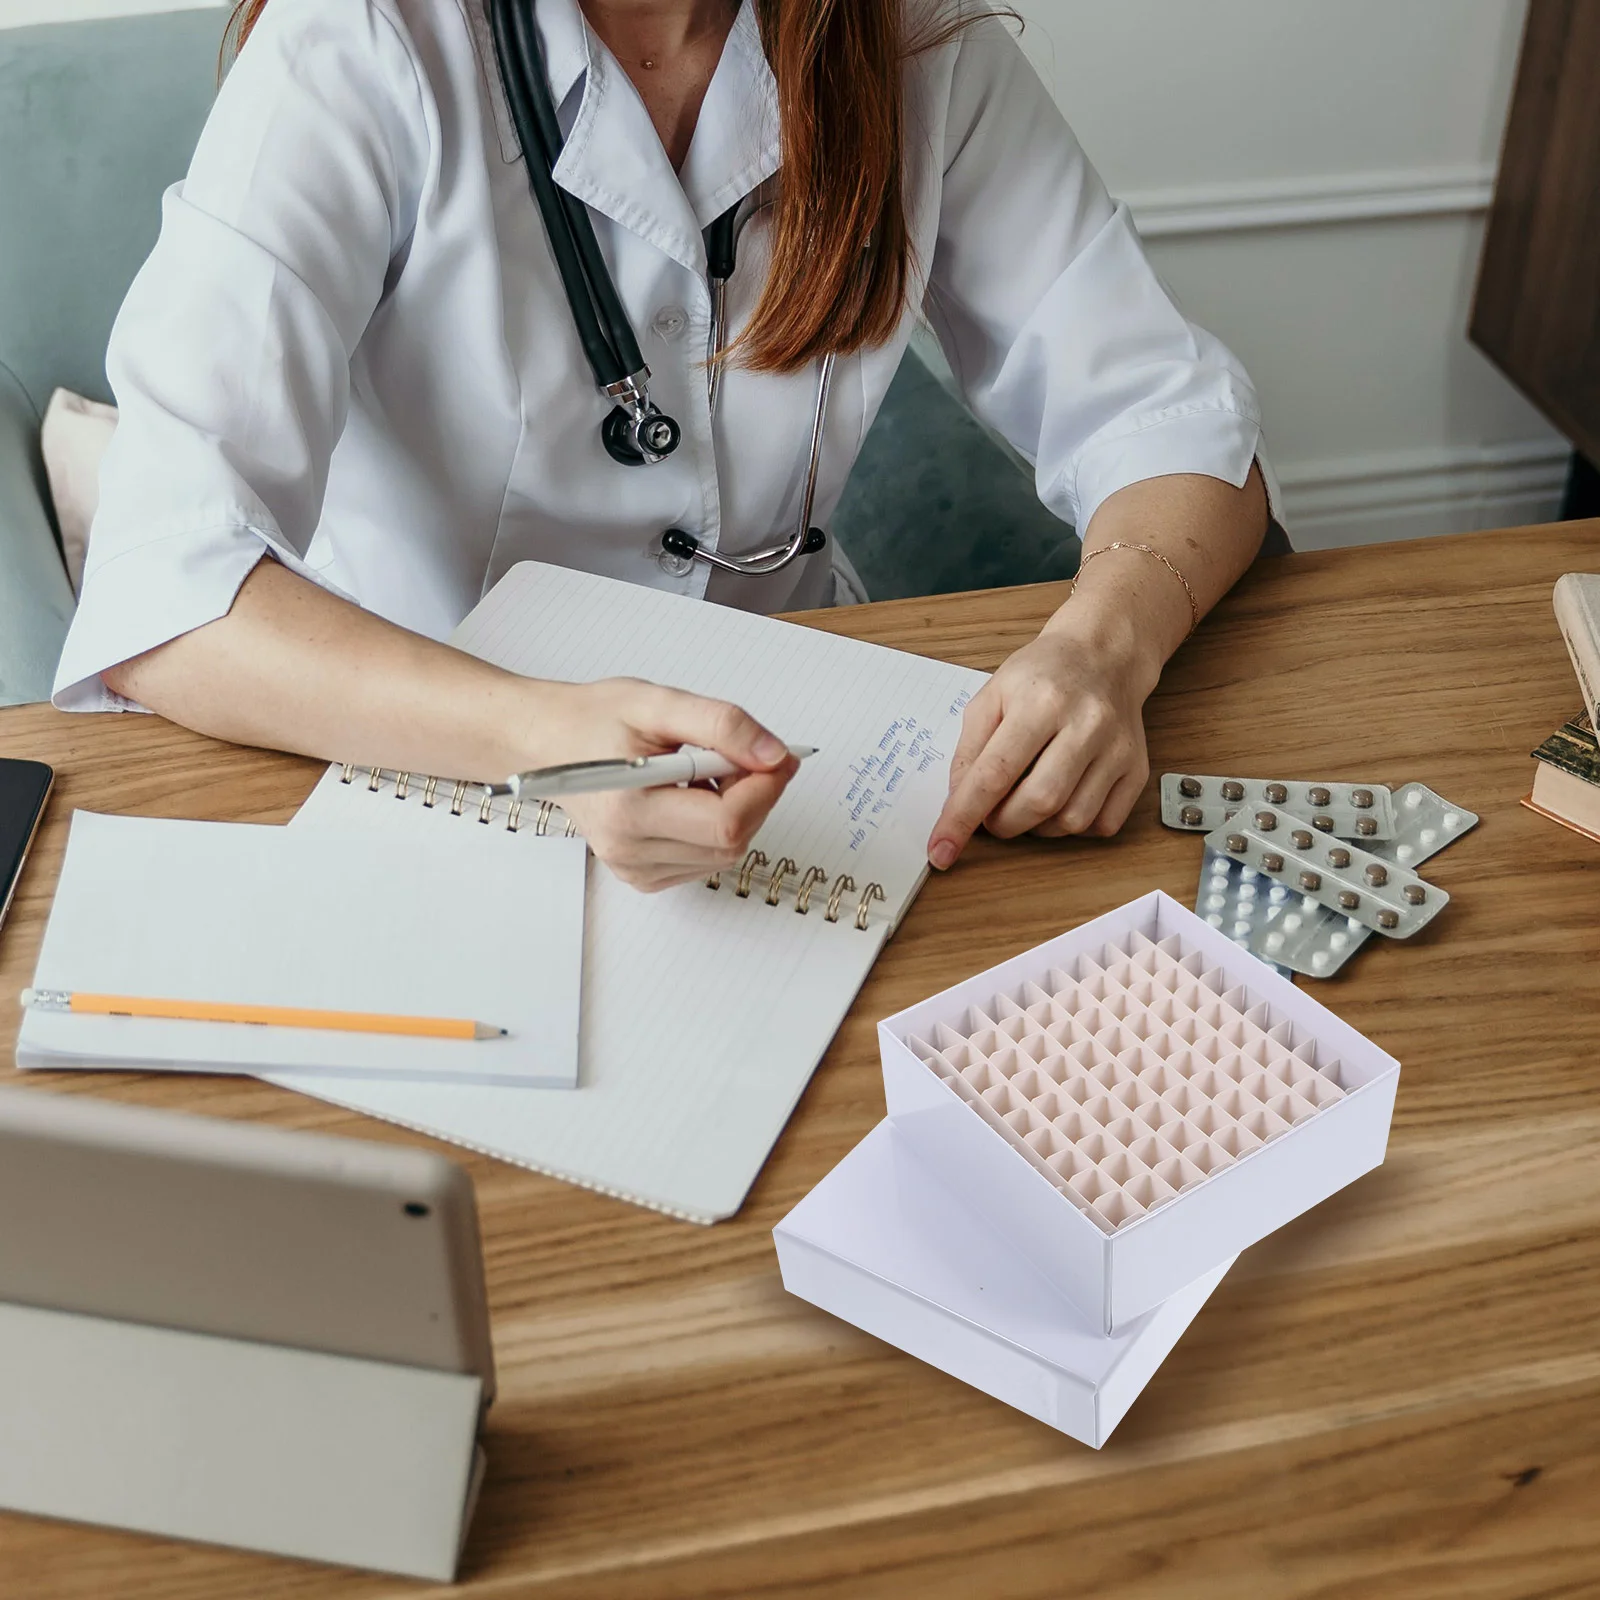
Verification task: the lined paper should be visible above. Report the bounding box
[283,564,988,1220]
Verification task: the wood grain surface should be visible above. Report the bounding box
[1,523,1598,1599]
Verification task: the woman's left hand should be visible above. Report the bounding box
[926,614,1158,868]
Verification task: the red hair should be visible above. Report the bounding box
[226,1,990,373]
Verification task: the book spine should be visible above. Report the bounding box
[1553,574,1600,734]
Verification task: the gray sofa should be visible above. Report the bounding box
[0,8,1076,707]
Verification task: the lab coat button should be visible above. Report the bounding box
[652,306,688,340]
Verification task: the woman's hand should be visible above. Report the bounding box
[539,678,799,893]
[924,469,1269,868]
[926,616,1157,867]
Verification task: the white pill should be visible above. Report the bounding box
[1420,829,1437,846]
[1283,914,1303,932]
[1205,893,1227,911]
[1206,914,1224,928]
[1233,935,1251,949]
[1265,933,1285,952]
[1302,894,1319,911]
[1396,844,1414,862]
[1312,950,1333,972]
[1330,932,1348,951]
[1347,916,1362,932]
[1241,868,1261,883]
[1232,920,1252,938]
[1269,885,1289,904]
[1238,883,1257,901]
[1404,790,1423,809]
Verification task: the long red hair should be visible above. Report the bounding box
[225,0,989,373]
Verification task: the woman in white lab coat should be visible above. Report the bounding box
[55,0,1272,889]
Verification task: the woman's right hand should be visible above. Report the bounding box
[532,678,799,892]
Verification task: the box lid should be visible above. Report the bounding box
[774,1121,1231,1447]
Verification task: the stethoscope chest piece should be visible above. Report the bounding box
[602,394,681,466]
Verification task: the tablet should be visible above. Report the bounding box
[0,1087,494,1397]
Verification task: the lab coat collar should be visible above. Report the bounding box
[547,0,781,274]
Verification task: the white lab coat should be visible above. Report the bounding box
[53,0,1273,711]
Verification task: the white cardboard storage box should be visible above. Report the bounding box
[774,1120,1232,1448]
[878,891,1400,1335]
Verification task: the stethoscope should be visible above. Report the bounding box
[488,0,830,578]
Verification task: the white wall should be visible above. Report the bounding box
[2,0,1563,546]
[1016,0,1564,547]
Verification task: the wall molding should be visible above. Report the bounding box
[1126,164,1498,239]
[1277,438,1570,549]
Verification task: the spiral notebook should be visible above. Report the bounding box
[281,562,988,1222]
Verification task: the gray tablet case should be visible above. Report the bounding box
[0,1087,494,1579]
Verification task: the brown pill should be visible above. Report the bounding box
[1225,834,1248,854]
[1377,909,1400,929]
[1298,870,1322,891]
[1327,847,1351,868]
[1179,776,1203,798]
[1291,829,1314,850]
[1403,884,1427,905]
[1261,852,1284,872]
[1337,890,1360,910]
[1180,805,1204,826]
[1364,863,1388,886]
[1220,780,1245,802]
[1355,818,1378,837]
[1308,786,1332,806]
[1312,814,1335,832]
[1255,810,1278,831]
[1351,788,1374,808]
[1264,783,1288,804]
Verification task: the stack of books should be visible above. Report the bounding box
[1526,574,1600,843]
[1526,709,1600,843]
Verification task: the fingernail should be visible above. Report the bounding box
[929,840,958,870]
[753,734,786,765]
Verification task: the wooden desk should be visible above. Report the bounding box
[2,524,1598,1599]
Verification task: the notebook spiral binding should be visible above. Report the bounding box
[337,767,886,928]
[340,764,582,838]
[705,851,886,930]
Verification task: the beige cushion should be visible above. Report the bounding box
[41,388,118,595]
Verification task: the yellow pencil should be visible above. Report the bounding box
[20,988,506,1041]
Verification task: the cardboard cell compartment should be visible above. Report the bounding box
[774,1120,1232,1448]
[878,891,1400,1335]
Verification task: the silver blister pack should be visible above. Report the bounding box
[1192,848,1293,976]
[1160,774,1396,840]
[1203,810,1449,939]
[1250,784,1480,977]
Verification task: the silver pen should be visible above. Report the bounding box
[485,744,817,802]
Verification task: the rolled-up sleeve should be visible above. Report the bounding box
[923,19,1279,540]
[53,0,428,710]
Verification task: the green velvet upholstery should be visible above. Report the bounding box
[0,6,1073,704]
[0,9,223,412]
[833,334,1080,601]
[0,8,221,704]
[0,360,74,705]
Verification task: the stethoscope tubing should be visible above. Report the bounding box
[491,0,830,577]
[490,0,646,390]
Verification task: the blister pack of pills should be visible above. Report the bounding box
[1203,811,1448,939]
[1161,774,1396,840]
[1249,784,1479,977]
[1193,849,1297,977]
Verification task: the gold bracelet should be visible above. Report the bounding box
[1074,541,1201,638]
